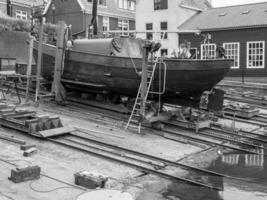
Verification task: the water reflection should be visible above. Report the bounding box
[163,147,267,200]
[221,148,264,168]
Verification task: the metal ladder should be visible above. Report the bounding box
[125,33,167,133]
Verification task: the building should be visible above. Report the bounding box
[178,2,267,78]
[0,0,45,20]
[135,0,211,56]
[44,0,136,37]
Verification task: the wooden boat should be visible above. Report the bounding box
[35,37,232,106]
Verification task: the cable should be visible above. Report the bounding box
[29,180,76,193]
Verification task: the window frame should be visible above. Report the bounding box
[118,19,129,36]
[223,42,240,69]
[118,0,135,11]
[102,16,109,32]
[246,41,265,69]
[154,0,168,10]
[145,23,153,40]
[160,21,168,39]
[15,10,27,20]
[201,43,217,60]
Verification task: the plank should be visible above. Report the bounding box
[38,126,76,138]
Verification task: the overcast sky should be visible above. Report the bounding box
[212,0,267,7]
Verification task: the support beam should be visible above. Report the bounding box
[25,35,34,102]
[35,17,44,102]
[52,21,66,104]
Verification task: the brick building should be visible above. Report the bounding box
[43,0,136,37]
[0,0,45,20]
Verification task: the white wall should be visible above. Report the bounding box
[136,0,198,56]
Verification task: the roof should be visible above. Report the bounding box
[180,0,212,11]
[44,0,135,19]
[179,2,267,31]
[11,0,45,7]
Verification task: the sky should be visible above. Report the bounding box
[212,0,267,7]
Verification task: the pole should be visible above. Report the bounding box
[91,0,98,35]
[35,17,44,102]
[52,21,66,103]
[25,35,34,102]
[140,48,149,116]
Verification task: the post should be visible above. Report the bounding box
[140,48,149,116]
[25,35,34,102]
[52,21,66,103]
[35,17,44,102]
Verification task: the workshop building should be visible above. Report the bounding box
[44,0,136,37]
[178,2,267,78]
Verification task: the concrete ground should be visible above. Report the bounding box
[0,92,265,200]
[0,101,203,200]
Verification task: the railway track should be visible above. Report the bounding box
[225,94,267,109]
[48,133,223,191]
[163,123,266,156]
[47,129,264,191]
[40,100,267,155]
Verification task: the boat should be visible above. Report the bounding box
[34,37,232,106]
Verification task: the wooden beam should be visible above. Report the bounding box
[25,35,34,102]
[35,18,44,102]
[52,21,66,103]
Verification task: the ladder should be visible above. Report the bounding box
[125,33,167,133]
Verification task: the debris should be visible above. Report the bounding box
[74,171,108,189]
[23,147,37,157]
[20,144,36,151]
[8,166,41,183]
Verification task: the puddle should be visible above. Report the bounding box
[163,146,267,200]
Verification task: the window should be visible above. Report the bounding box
[102,16,109,32]
[161,49,168,57]
[118,19,129,35]
[118,0,135,10]
[154,0,168,10]
[15,10,27,20]
[146,23,153,40]
[223,42,240,69]
[247,41,265,69]
[160,22,168,39]
[201,44,216,60]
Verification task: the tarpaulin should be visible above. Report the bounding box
[72,37,144,58]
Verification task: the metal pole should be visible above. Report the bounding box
[140,48,149,116]
[35,17,44,102]
[25,35,34,102]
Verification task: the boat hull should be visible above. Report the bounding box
[61,50,231,105]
